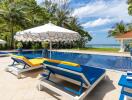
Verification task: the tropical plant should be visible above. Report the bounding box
[128,0,132,15]
[16,42,23,49]
[22,0,50,27]
[31,43,39,50]
[41,41,49,58]
[0,0,30,48]
[108,22,127,37]
[108,22,132,37]
[41,0,92,46]
[41,41,49,49]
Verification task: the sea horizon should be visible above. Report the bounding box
[86,43,120,48]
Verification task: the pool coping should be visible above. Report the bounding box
[52,49,131,57]
[0,49,131,57]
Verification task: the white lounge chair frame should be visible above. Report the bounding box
[123,87,132,100]
[38,64,106,100]
[5,60,42,79]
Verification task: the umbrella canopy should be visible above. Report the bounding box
[0,39,6,44]
[14,22,81,42]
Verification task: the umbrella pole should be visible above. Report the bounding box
[50,41,52,58]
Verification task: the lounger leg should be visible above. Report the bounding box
[17,73,22,79]
[23,64,27,69]
[38,84,44,91]
[78,82,83,95]
[5,67,9,72]
[47,71,51,80]
[10,61,15,66]
[9,61,18,66]
[5,61,17,72]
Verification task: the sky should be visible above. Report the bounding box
[38,0,132,44]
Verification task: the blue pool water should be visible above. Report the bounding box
[12,50,132,71]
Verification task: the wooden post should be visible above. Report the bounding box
[119,39,125,52]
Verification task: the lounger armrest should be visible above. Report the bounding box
[126,76,132,82]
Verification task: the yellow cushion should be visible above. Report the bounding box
[29,58,47,66]
[13,56,45,67]
[13,55,80,67]
[45,59,80,67]
[14,56,35,66]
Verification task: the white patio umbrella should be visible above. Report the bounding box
[14,22,81,58]
[0,39,6,44]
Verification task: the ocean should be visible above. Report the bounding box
[86,44,120,48]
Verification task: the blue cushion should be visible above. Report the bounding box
[44,61,105,85]
[81,65,105,84]
[118,75,132,88]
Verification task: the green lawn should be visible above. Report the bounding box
[69,47,120,52]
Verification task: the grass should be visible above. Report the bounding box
[68,47,120,52]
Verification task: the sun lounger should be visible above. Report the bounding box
[38,61,106,100]
[5,56,46,78]
[118,75,132,100]
[6,55,80,79]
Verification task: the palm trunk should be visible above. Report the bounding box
[10,24,14,49]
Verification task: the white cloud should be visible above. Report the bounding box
[89,28,111,33]
[38,0,70,5]
[72,0,132,26]
[72,1,107,18]
[50,0,70,4]
[82,18,111,28]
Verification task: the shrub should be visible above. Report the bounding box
[41,41,49,49]
[16,42,23,49]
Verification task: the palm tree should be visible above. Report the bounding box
[108,22,127,37]
[66,17,92,40]
[22,0,49,27]
[0,0,30,48]
[128,0,132,15]
[40,0,58,24]
[64,17,92,47]
[55,9,70,27]
[41,0,92,48]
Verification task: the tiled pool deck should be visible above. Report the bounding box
[0,56,124,100]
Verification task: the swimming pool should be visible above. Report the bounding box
[12,50,132,71]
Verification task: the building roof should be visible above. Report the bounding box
[115,31,132,39]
